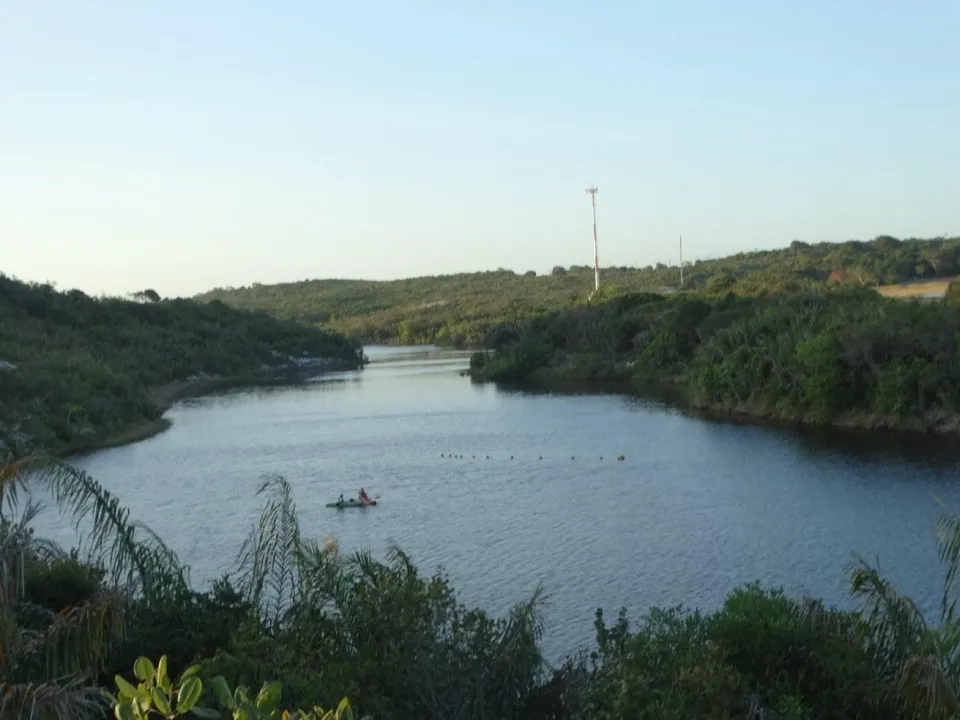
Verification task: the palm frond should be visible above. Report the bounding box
[0,455,34,522]
[850,555,928,668]
[899,652,960,720]
[934,618,960,686]
[0,601,22,673]
[0,677,106,720]
[295,536,352,618]
[41,591,124,681]
[14,456,186,602]
[386,545,417,577]
[0,499,46,608]
[351,549,387,588]
[934,500,960,624]
[235,474,303,624]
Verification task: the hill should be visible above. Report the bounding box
[0,275,364,455]
[196,235,960,346]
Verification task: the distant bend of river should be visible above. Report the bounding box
[41,345,960,662]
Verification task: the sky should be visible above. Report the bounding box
[1,1,959,298]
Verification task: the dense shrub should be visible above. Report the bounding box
[581,586,896,719]
[474,288,960,428]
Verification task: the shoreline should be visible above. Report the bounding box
[473,363,960,438]
[60,360,363,459]
[684,398,960,437]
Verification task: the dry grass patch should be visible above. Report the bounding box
[875,277,955,299]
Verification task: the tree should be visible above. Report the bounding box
[132,289,161,303]
[872,235,902,253]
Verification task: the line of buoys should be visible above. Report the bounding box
[441,453,627,461]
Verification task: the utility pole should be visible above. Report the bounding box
[679,234,684,287]
[586,186,599,291]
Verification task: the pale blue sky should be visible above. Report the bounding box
[2,1,958,297]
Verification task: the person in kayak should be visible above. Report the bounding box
[359,488,371,505]
[338,493,345,505]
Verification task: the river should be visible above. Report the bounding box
[39,345,960,662]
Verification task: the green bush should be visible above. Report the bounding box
[472,338,552,382]
[583,605,747,719]
[23,551,106,615]
[103,578,256,689]
[581,586,897,719]
[707,585,892,718]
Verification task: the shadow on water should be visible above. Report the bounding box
[682,406,960,469]
[790,426,960,468]
[489,375,960,472]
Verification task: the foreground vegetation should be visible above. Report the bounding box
[5,453,960,719]
[470,285,960,433]
[197,235,960,346]
[0,275,364,455]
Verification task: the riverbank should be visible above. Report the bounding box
[474,360,960,437]
[686,396,960,436]
[60,360,363,458]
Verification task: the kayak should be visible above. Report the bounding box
[326,499,377,509]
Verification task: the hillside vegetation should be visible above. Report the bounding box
[470,286,960,433]
[0,275,363,455]
[197,235,960,345]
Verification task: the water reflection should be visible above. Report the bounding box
[653,398,960,470]
[791,427,960,468]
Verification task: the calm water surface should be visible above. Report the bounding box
[42,346,960,661]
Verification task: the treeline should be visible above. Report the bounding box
[471,285,960,431]
[197,235,960,346]
[0,275,364,455]
[8,458,960,719]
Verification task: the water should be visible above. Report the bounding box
[36,345,960,662]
